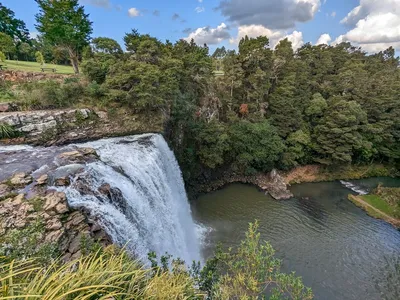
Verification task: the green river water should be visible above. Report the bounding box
[192,178,400,300]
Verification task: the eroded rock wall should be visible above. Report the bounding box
[0,108,164,145]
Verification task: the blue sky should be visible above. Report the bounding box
[3,0,400,54]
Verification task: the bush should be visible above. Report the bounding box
[0,123,18,139]
[20,80,85,109]
[0,51,5,62]
[35,51,45,65]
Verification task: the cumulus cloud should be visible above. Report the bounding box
[338,0,400,52]
[184,23,231,45]
[80,0,110,8]
[331,11,336,18]
[316,33,331,45]
[229,24,304,50]
[217,0,320,30]
[128,8,140,17]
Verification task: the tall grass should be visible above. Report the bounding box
[0,246,198,299]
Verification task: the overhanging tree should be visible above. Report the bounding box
[34,0,93,74]
[0,2,30,42]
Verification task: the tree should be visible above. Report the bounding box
[0,2,29,42]
[18,42,31,61]
[92,37,122,55]
[0,32,14,58]
[35,0,93,74]
[0,51,5,62]
[35,51,44,65]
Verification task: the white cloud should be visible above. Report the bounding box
[185,23,231,45]
[128,8,140,17]
[229,25,304,50]
[331,11,336,18]
[316,33,331,45]
[218,0,321,30]
[198,0,203,2]
[195,6,205,13]
[337,0,400,52]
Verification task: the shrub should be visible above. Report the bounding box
[0,51,5,62]
[0,123,18,139]
[35,51,45,65]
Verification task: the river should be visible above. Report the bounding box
[192,178,400,300]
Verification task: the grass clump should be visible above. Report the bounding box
[0,123,18,139]
[360,195,397,217]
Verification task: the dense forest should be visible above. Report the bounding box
[81,32,400,182]
[1,0,400,182]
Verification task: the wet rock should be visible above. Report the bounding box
[13,194,24,205]
[0,183,11,197]
[98,183,111,195]
[59,151,82,160]
[263,169,293,200]
[45,229,64,243]
[36,174,49,185]
[68,234,82,254]
[54,176,70,187]
[46,218,62,231]
[79,147,97,156]
[10,172,32,186]
[43,191,68,212]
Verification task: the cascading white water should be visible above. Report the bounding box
[340,180,368,195]
[60,134,201,264]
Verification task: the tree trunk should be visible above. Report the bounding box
[67,47,79,74]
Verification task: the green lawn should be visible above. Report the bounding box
[1,60,75,74]
[360,195,397,217]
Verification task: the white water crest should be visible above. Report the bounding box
[340,180,368,195]
[61,134,201,264]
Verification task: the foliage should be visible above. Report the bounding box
[0,32,14,54]
[35,50,45,65]
[35,0,93,73]
[0,123,17,139]
[0,2,29,42]
[192,221,313,299]
[92,37,122,55]
[0,218,59,264]
[0,51,5,62]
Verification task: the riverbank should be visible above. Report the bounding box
[192,163,398,200]
[348,194,400,229]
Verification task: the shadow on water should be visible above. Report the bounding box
[192,178,400,300]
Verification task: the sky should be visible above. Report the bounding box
[3,0,400,54]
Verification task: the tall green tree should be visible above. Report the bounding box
[35,0,93,74]
[0,2,29,42]
[0,32,14,58]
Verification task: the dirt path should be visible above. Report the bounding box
[349,195,400,228]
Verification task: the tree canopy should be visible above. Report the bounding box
[35,0,93,73]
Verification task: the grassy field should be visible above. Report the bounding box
[1,60,75,74]
[360,195,398,217]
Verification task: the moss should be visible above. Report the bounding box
[0,192,18,202]
[29,197,45,212]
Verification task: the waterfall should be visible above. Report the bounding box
[340,180,368,195]
[59,134,201,264]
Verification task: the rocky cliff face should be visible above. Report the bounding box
[195,169,294,200]
[0,108,164,146]
[0,148,111,262]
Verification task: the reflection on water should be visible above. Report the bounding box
[192,179,400,300]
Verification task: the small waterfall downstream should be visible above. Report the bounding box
[339,180,368,195]
[0,134,202,264]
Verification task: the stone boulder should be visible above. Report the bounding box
[262,169,293,200]
[10,172,33,186]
